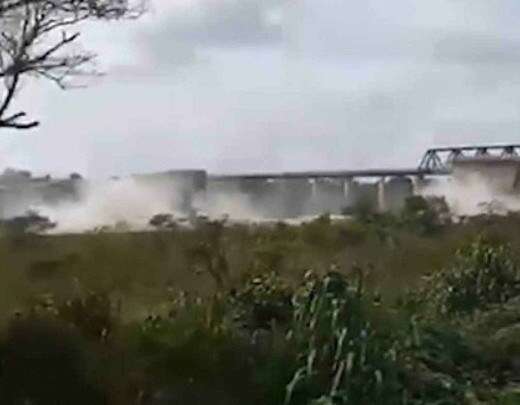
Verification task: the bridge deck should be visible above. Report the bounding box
[207,145,519,182]
[428,144,520,153]
[209,168,449,181]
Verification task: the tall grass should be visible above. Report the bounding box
[1,208,520,403]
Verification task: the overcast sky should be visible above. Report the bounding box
[3,0,520,178]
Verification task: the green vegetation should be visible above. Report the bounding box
[421,238,520,316]
[2,199,520,403]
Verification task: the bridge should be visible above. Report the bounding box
[418,144,520,173]
[209,168,430,182]
[0,144,517,221]
[204,144,520,216]
[209,144,520,181]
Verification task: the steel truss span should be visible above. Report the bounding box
[418,144,520,173]
[209,144,520,182]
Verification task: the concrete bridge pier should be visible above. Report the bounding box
[281,178,313,218]
[307,178,318,214]
[305,178,348,215]
[310,178,318,199]
[342,177,354,212]
[377,177,387,213]
[411,175,435,196]
[343,177,353,199]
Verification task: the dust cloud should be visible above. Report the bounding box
[16,167,520,234]
[37,178,180,233]
[201,192,263,221]
[421,173,520,216]
[34,178,267,233]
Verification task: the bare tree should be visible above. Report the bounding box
[0,0,145,130]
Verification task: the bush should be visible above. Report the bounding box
[401,196,450,236]
[338,222,368,246]
[229,271,293,331]
[300,215,333,248]
[0,315,106,405]
[253,242,289,273]
[133,288,295,405]
[424,237,520,316]
[342,198,377,221]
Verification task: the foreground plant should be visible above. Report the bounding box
[281,271,408,404]
[423,237,520,317]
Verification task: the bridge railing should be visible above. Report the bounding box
[418,144,520,173]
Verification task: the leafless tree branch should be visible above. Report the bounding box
[0,0,146,130]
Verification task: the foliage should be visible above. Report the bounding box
[284,270,408,405]
[337,221,368,246]
[0,219,520,403]
[186,219,231,290]
[423,237,520,316]
[0,315,107,404]
[130,289,293,405]
[401,196,450,236]
[342,198,378,221]
[229,271,293,330]
[301,214,335,248]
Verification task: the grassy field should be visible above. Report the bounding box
[0,209,516,312]
[2,200,520,403]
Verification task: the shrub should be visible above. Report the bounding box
[342,198,377,221]
[229,271,293,331]
[133,289,294,405]
[253,242,289,273]
[424,237,520,316]
[338,222,368,246]
[0,314,106,405]
[401,196,450,236]
[135,316,257,404]
[301,214,334,249]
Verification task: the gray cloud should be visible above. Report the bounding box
[171,0,283,46]
[434,31,520,65]
[139,0,284,67]
[4,0,520,178]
